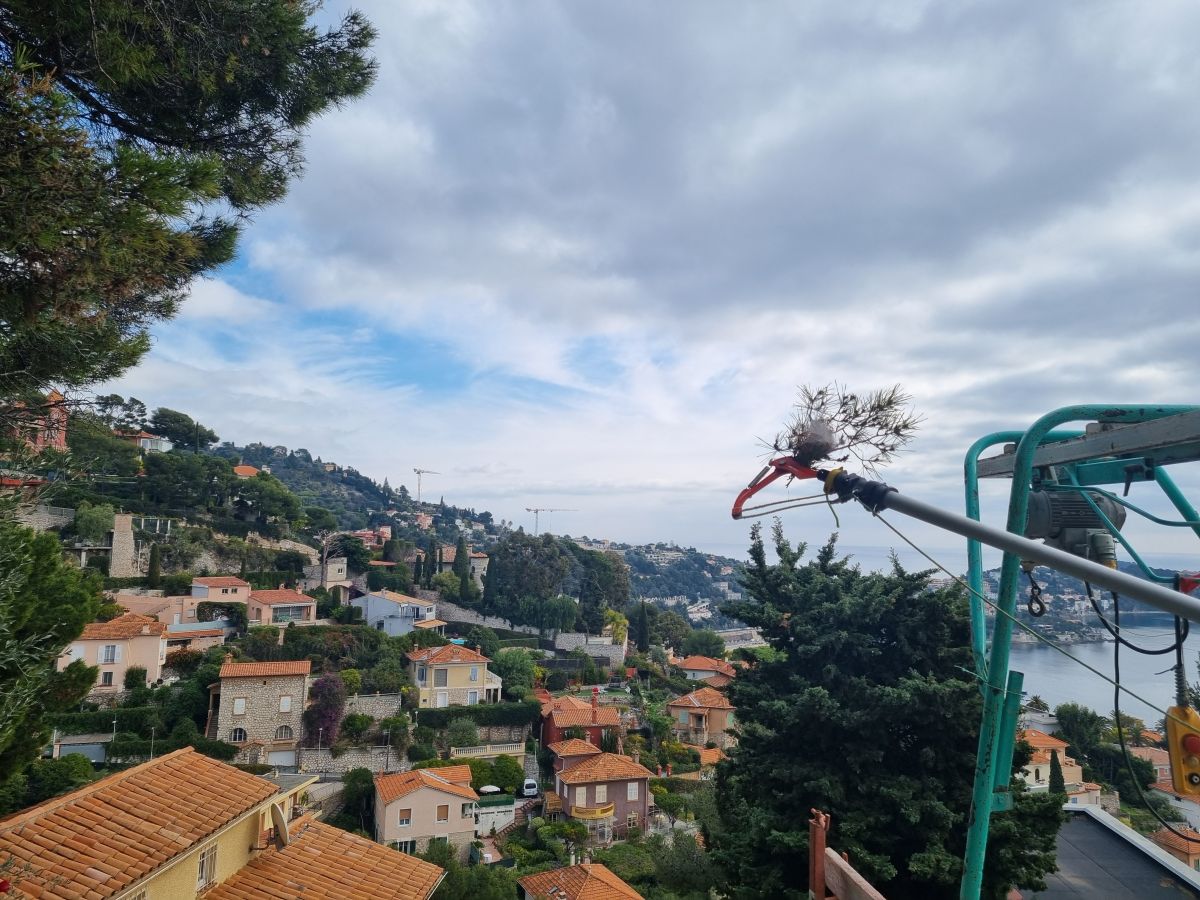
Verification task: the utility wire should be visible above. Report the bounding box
[871,513,1200,842]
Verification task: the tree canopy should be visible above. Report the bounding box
[148,408,218,450]
[711,525,1062,899]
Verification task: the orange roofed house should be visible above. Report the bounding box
[1017,729,1084,790]
[375,765,479,861]
[676,655,737,688]
[208,658,310,767]
[58,612,167,694]
[666,686,736,751]
[248,586,318,627]
[518,862,644,900]
[0,748,444,899]
[548,751,654,844]
[540,687,622,746]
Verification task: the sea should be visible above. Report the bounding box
[1008,619,1190,725]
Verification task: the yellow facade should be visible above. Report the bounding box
[114,779,311,899]
[409,659,499,707]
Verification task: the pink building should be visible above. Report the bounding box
[248,588,318,626]
[115,593,204,626]
[59,613,167,692]
[191,576,252,602]
[547,752,654,844]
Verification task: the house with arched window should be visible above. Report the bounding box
[208,657,311,769]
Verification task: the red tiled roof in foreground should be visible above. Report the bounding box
[518,862,643,900]
[0,748,277,899]
[220,659,312,678]
[208,815,445,900]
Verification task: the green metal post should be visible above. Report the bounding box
[964,431,1080,683]
[960,405,1196,900]
[1155,468,1200,544]
[992,670,1024,797]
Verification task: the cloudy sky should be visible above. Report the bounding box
[109,1,1200,570]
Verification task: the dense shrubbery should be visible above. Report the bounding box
[415,699,540,729]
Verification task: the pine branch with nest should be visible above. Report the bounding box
[769,383,922,475]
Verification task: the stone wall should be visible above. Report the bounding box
[15,504,75,532]
[476,724,531,744]
[434,599,541,635]
[554,633,626,667]
[108,514,139,578]
[345,693,404,720]
[298,746,409,775]
[217,672,307,752]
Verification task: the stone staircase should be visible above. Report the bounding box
[497,798,540,840]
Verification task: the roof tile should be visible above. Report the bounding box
[249,589,318,607]
[192,576,251,588]
[550,707,621,729]
[0,749,277,898]
[376,768,479,805]
[518,862,643,900]
[548,739,604,758]
[677,655,736,677]
[557,753,654,785]
[406,644,491,665]
[79,613,167,641]
[220,660,312,678]
[666,687,733,711]
[207,815,444,899]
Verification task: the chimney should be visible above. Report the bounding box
[278,582,285,590]
[224,652,233,664]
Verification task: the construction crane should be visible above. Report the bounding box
[525,507,577,536]
[412,468,439,504]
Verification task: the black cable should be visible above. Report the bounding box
[1112,594,1200,843]
[1085,581,1188,655]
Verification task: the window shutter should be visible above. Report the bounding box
[114,645,123,663]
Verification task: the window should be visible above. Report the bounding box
[470,666,479,682]
[678,709,688,724]
[436,804,449,823]
[398,808,411,827]
[627,812,639,831]
[101,645,117,664]
[101,672,114,687]
[196,843,217,889]
[434,669,448,687]
[467,690,478,706]
[627,781,639,802]
[392,839,416,854]
[595,784,607,804]
[575,787,586,808]
[221,587,230,594]
[417,666,427,684]
[232,697,247,716]
[129,892,147,900]
[275,725,293,741]
[461,802,473,818]
[231,727,247,742]
[279,695,292,713]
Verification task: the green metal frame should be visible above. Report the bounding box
[959,405,1200,900]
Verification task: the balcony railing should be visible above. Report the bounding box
[570,803,615,820]
[450,742,523,759]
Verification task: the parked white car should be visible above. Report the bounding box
[522,778,539,798]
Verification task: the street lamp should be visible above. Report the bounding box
[150,726,156,760]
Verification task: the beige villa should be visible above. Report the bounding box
[248,587,318,626]
[407,644,502,707]
[0,748,445,899]
[209,658,310,768]
[375,765,480,861]
[666,686,736,750]
[58,612,167,692]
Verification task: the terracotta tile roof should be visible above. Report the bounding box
[702,672,733,688]
[1150,826,1200,855]
[550,707,621,729]
[168,627,226,639]
[412,618,448,629]
[1017,729,1069,751]
[375,590,430,605]
[667,687,733,711]
[375,767,479,805]
[542,694,592,715]
[519,862,643,900]
[0,748,276,898]
[699,747,726,766]
[233,464,260,477]
[406,644,491,665]
[548,738,604,758]
[557,753,654,785]
[79,612,167,640]
[678,655,736,677]
[1152,778,1183,795]
[207,815,445,899]
[250,588,318,606]
[193,576,251,588]
[220,659,312,678]
[1132,747,1171,767]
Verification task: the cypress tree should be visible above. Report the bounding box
[635,601,651,653]
[146,543,161,588]
[1048,749,1066,796]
